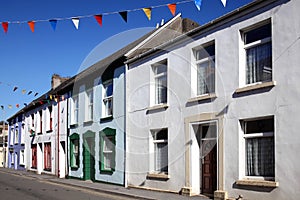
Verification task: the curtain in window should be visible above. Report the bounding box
[155,142,168,173]
[246,137,274,176]
[197,59,215,95]
[246,42,272,84]
[156,76,167,104]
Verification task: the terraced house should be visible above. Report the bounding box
[125,0,300,199]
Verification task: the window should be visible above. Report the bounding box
[242,117,274,178]
[21,123,25,144]
[9,128,14,146]
[86,89,94,121]
[44,143,51,171]
[20,149,25,165]
[48,107,53,131]
[100,128,116,172]
[243,22,272,84]
[72,96,79,124]
[152,60,167,105]
[15,128,19,144]
[39,111,43,134]
[70,133,80,169]
[11,151,14,164]
[31,144,37,169]
[193,43,215,95]
[152,129,168,174]
[103,80,113,117]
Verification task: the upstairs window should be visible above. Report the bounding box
[103,80,113,117]
[86,89,94,121]
[193,42,215,95]
[72,96,79,124]
[152,60,168,105]
[243,22,272,84]
[39,111,43,134]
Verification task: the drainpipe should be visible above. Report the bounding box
[57,95,60,178]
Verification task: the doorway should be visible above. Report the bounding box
[83,132,95,181]
[195,122,217,195]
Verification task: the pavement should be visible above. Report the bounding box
[0,167,211,200]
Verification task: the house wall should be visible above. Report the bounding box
[126,0,300,199]
[68,65,125,185]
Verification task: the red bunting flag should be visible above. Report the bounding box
[94,15,103,27]
[16,104,20,108]
[39,101,43,105]
[28,21,35,32]
[168,4,176,16]
[2,22,8,33]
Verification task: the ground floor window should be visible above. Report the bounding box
[151,129,168,174]
[20,149,25,166]
[242,117,274,178]
[44,143,51,171]
[100,128,116,173]
[31,144,37,169]
[70,133,80,169]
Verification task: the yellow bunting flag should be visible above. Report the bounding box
[28,21,35,32]
[168,4,176,16]
[143,8,152,20]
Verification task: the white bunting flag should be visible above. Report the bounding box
[72,18,80,29]
[221,0,227,7]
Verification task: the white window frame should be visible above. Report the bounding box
[21,123,25,144]
[72,95,79,124]
[152,60,168,105]
[86,89,94,121]
[150,129,168,174]
[240,21,272,86]
[14,128,19,144]
[11,152,14,164]
[102,80,113,118]
[192,42,216,96]
[102,136,114,171]
[10,128,14,146]
[20,149,25,165]
[241,117,275,180]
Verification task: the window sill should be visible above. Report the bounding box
[147,104,169,112]
[236,179,279,188]
[83,120,93,126]
[70,123,78,128]
[187,93,217,103]
[46,130,53,133]
[100,116,113,122]
[146,173,170,180]
[235,81,276,94]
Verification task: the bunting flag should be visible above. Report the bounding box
[39,101,43,105]
[28,21,35,32]
[168,4,177,16]
[143,8,152,20]
[50,95,53,100]
[0,106,4,110]
[24,103,28,107]
[221,0,226,7]
[49,19,57,31]
[16,104,19,108]
[2,22,8,33]
[22,89,26,94]
[119,11,128,23]
[13,86,18,92]
[28,91,33,95]
[94,15,103,27]
[194,0,202,11]
[72,18,80,29]
[8,105,12,109]
[34,92,39,97]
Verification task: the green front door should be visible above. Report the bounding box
[83,132,95,181]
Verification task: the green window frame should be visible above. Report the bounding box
[99,128,116,173]
[70,133,80,169]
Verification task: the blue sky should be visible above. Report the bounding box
[0,0,252,120]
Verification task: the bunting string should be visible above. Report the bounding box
[1,0,227,32]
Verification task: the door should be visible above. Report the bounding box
[32,144,37,169]
[201,143,217,194]
[83,136,95,181]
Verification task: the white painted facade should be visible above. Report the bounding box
[126,0,300,199]
[23,94,69,178]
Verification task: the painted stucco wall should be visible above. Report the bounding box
[126,0,300,199]
[68,65,125,185]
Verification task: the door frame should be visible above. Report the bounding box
[183,113,224,196]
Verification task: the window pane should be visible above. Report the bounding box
[246,42,272,84]
[245,23,271,44]
[155,76,167,104]
[197,58,215,95]
[194,44,215,60]
[245,118,274,134]
[246,137,274,176]
[104,82,113,97]
[155,142,168,173]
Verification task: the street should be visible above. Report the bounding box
[0,170,134,200]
